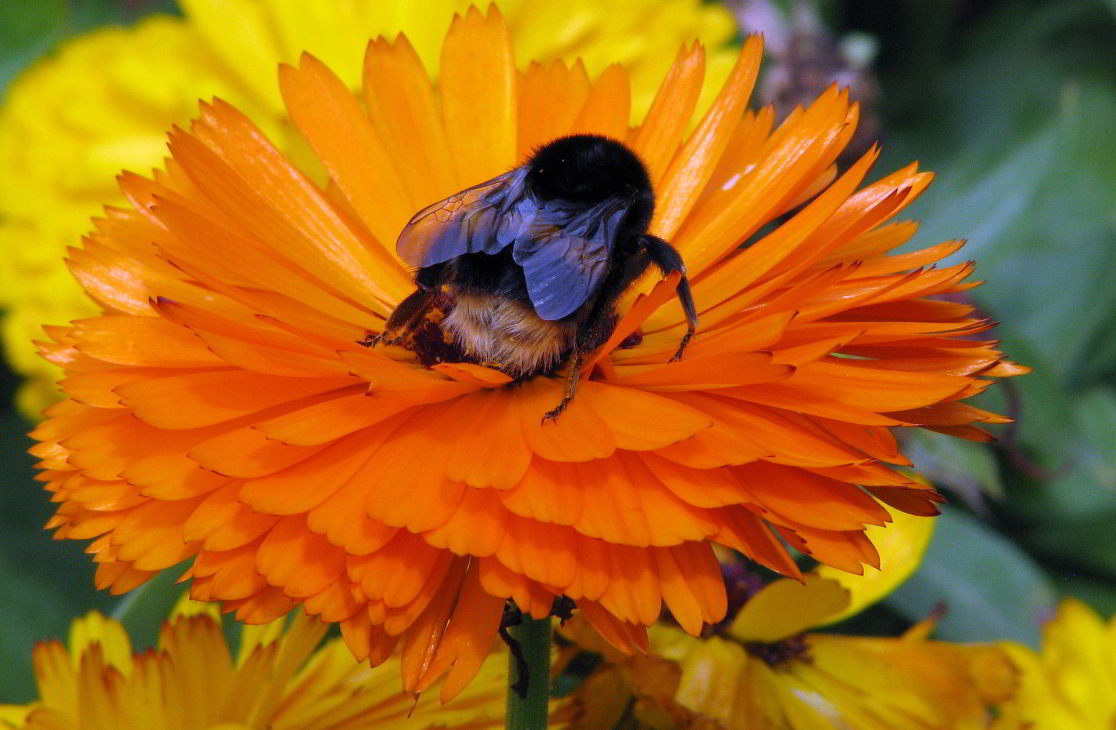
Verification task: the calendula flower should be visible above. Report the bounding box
[599,615,1018,730]
[32,5,1025,701]
[0,0,736,418]
[565,515,1016,729]
[993,598,1116,729]
[0,605,552,730]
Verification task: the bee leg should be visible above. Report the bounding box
[363,286,434,347]
[640,235,699,361]
[541,349,582,424]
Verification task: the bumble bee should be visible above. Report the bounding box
[373,134,697,420]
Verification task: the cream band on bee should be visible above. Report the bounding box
[443,292,576,377]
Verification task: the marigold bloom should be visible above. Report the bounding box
[0,606,545,729]
[32,6,1025,700]
[566,576,1018,729]
[0,0,736,418]
[993,599,1116,729]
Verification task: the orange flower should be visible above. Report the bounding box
[32,6,1025,702]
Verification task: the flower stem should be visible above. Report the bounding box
[505,613,551,730]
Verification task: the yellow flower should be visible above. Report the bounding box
[0,604,566,730]
[996,598,1116,729]
[0,0,737,418]
[565,510,1018,729]
[625,621,1017,730]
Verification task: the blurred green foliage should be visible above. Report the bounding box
[1,0,1114,705]
[864,0,1116,628]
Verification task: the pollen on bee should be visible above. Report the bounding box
[406,293,467,368]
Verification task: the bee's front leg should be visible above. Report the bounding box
[639,235,698,361]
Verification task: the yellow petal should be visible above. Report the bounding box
[729,575,850,643]
[68,611,133,675]
[815,503,936,624]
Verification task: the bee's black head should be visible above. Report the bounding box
[527,135,654,212]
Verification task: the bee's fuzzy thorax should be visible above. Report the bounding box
[443,291,576,377]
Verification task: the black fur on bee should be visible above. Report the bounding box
[373,134,698,421]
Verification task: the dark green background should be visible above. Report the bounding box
[2,0,1115,703]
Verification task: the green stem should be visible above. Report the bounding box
[506,614,552,730]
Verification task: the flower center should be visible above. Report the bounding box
[744,634,812,668]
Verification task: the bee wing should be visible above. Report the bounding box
[396,167,532,268]
[512,196,629,321]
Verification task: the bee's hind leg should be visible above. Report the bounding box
[640,235,698,361]
[541,349,582,423]
[362,286,434,347]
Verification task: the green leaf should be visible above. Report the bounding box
[880,5,1116,386]
[0,412,113,703]
[1072,388,1116,489]
[885,507,1057,646]
[0,0,68,95]
[905,430,1003,506]
[1059,575,1116,617]
[1004,383,1116,524]
[1027,510,1116,579]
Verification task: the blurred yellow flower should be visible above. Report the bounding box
[0,604,565,730]
[996,598,1116,729]
[0,0,736,418]
[565,509,1018,729]
[617,620,1017,730]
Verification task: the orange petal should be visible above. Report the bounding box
[69,316,224,368]
[255,516,346,598]
[364,35,459,209]
[349,531,447,609]
[712,506,801,579]
[413,562,505,702]
[496,517,578,592]
[477,557,555,619]
[672,393,867,467]
[630,42,706,187]
[422,488,508,557]
[498,459,583,527]
[735,461,892,531]
[382,553,459,636]
[188,427,325,478]
[517,379,616,462]
[238,429,384,515]
[252,391,414,446]
[125,453,228,500]
[117,371,356,430]
[111,498,201,570]
[640,454,746,509]
[440,6,517,186]
[577,600,648,655]
[610,352,792,391]
[517,59,591,160]
[581,382,712,450]
[400,560,467,692]
[149,196,383,331]
[175,102,408,313]
[443,389,531,489]
[569,64,631,141]
[280,53,415,260]
[184,482,278,551]
[306,473,400,556]
[356,409,468,534]
[650,36,763,241]
[778,523,880,574]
